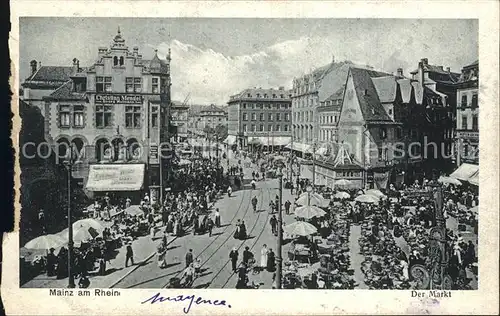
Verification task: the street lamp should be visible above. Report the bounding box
[276,169,284,289]
[62,143,77,288]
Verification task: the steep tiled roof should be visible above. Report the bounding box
[25,66,73,82]
[350,67,393,122]
[46,81,87,101]
[397,78,412,103]
[411,81,424,105]
[200,104,226,114]
[325,86,345,102]
[371,76,397,103]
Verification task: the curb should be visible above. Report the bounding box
[108,235,179,288]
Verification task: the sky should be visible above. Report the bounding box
[19,18,478,105]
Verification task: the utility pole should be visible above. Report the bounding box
[65,145,75,288]
[276,172,283,289]
[312,142,316,190]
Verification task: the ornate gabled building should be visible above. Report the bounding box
[40,28,172,202]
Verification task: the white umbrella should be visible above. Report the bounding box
[294,205,326,219]
[354,194,379,204]
[283,221,318,237]
[365,189,386,199]
[334,191,351,200]
[334,179,352,186]
[24,234,67,250]
[72,218,105,233]
[438,176,462,186]
[124,205,144,216]
[296,193,326,206]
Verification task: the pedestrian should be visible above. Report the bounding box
[270,215,278,236]
[269,200,275,214]
[267,248,276,272]
[260,244,268,269]
[227,185,232,197]
[46,248,56,277]
[243,246,253,265]
[229,247,239,272]
[240,220,247,240]
[285,200,291,215]
[207,217,214,237]
[125,242,134,267]
[252,196,258,213]
[185,249,194,268]
[251,179,256,190]
[214,208,221,227]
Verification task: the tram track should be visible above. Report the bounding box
[212,186,274,288]
[159,187,258,288]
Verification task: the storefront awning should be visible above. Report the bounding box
[468,172,479,186]
[450,163,479,182]
[285,142,312,153]
[85,164,145,192]
[223,135,237,145]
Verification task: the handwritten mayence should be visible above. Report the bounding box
[141,292,232,314]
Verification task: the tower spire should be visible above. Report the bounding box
[117,26,121,35]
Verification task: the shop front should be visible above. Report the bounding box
[85,163,146,204]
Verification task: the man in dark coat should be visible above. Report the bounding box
[207,217,214,237]
[229,248,239,272]
[243,246,253,265]
[125,243,134,267]
[284,200,291,215]
[267,248,276,272]
[185,249,194,268]
[270,215,278,236]
[46,248,57,277]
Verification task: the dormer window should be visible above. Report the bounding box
[264,94,267,98]
[256,93,260,98]
[119,56,124,66]
[113,56,118,66]
[247,93,251,97]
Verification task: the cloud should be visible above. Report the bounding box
[157,37,346,105]
[155,28,477,105]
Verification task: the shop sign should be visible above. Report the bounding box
[149,144,159,161]
[95,94,143,104]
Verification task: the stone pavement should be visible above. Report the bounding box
[22,233,164,288]
[348,224,368,289]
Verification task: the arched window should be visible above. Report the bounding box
[55,137,70,159]
[126,138,141,161]
[119,56,124,66]
[113,56,118,66]
[95,138,111,162]
[71,138,84,160]
[112,138,125,161]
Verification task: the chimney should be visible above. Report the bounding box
[30,60,37,74]
[446,67,450,73]
[133,46,139,57]
[72,58,80,73]
[397,68,403,77]
[439,66,444,71]
[279,86,284,91]
[421,58,428,65]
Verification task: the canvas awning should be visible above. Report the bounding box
[272,137,292,146]
[85,164,145,192]
[450,163,479,182]
[285,142,312,153]
[468,172,479,186]
[223,135,237,145]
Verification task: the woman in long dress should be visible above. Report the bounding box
[260,244,268,269]
[267,249,276,272]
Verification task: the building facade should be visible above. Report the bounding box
[317,86,343,143]
[187,104,227,137]
[291,59,363,153]
[227,87,292,150]
[40,28,171,201]
[455,60,479,166]
[21,61,74,111]
[170,101,189,142]
[410,58,460,174]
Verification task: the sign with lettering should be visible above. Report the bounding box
[95,94,143,104]
[456,131,479,139]
[85,164,145,191]
[149,144,159,160]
